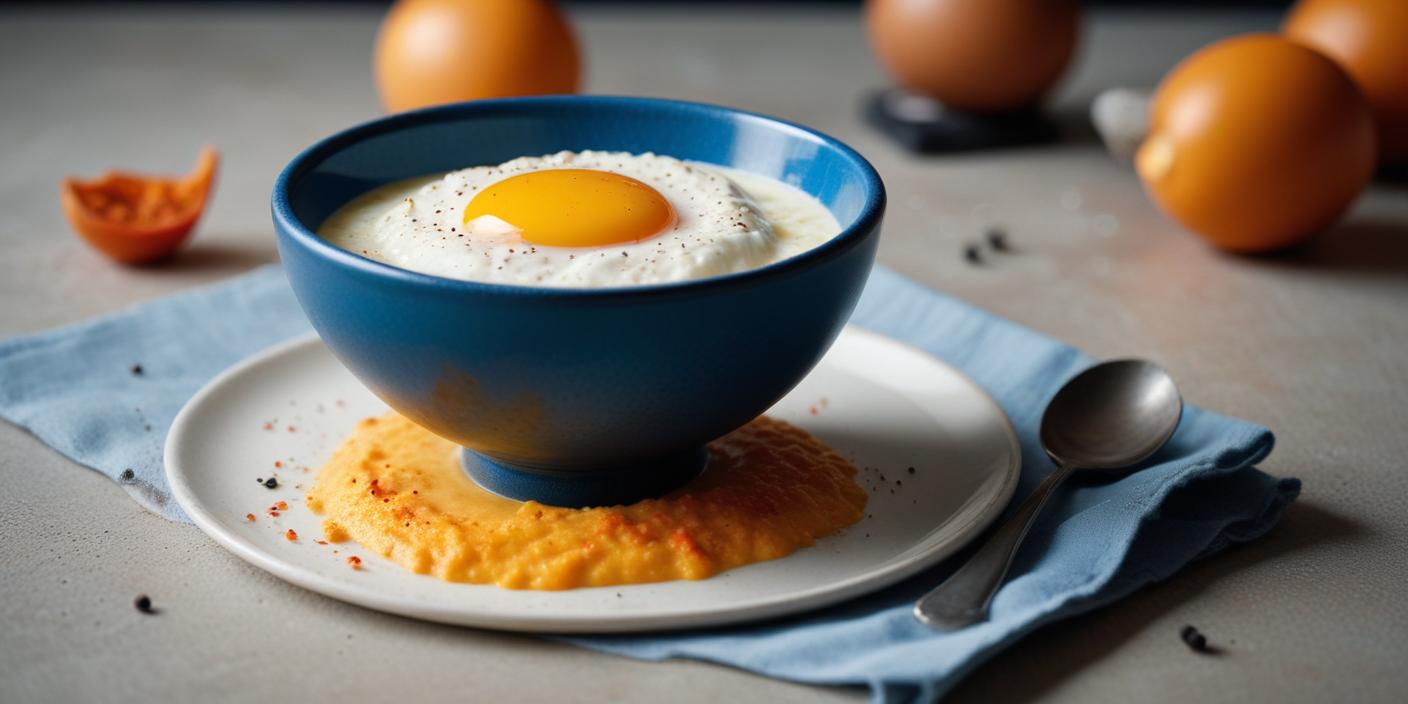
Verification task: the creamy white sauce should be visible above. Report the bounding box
[318,151,841,288]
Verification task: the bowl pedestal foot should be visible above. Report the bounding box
[461,446,709,508]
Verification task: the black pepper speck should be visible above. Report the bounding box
[964,244,983,265]
[986,228,1010,252]
[1180,625,1216,654]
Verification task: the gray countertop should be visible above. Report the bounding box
[2,5,1405,702]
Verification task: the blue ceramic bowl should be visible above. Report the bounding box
[273,96,884,506]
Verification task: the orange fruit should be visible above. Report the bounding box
[865,0,1079,113]
[374,0,580,113]
[1137,34,1376,253]
[1285,0,1408,163]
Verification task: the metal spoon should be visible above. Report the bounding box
[914,359,1183,630]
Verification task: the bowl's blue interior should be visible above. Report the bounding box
[285,97,875,239]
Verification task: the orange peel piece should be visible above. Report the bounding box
[60,147,219,264]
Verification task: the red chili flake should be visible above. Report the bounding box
[245,513,256,522]
[267,509,281,517]
[262,422,274,431]
[809,406,818,415]
[346,556,362,569]
[276,501,288,510]
[285,529,298,541]
[274,460,283,468]
[315,540,328,546]
[286,425,297,433]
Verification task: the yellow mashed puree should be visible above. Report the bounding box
[305,413,867,590]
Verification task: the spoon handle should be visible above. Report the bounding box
[913,463,1075,630]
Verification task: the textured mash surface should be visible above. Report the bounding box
[306,413,867,590]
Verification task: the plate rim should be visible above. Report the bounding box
[165,327,1021,633]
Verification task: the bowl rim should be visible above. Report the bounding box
[272,95,886,300]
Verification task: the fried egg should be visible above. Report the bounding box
[318,151,840,287]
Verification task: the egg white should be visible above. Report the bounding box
[319,150,839,288]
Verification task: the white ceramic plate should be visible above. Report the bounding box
[166,327,1019,633]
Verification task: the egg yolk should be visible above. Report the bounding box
[463,169,675,247]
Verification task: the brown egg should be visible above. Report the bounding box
[374,0,581,113]
[1285,0,1408,163]
[1137,34,1376,253]
[865,0,1080,113]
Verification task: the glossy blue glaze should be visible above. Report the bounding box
[272,96,884,506]
[462,446,709,507]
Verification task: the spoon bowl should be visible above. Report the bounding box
[1040,360,1183,470]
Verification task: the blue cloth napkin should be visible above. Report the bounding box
[0,264,1298,702]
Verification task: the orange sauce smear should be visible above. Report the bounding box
[305,413,867,590]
